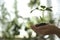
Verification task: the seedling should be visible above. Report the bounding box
[30,5,52,27]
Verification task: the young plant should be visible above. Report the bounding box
[30,5,52,23]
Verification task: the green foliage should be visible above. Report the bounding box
[25,18,34,31]
[28,0,40,8]
[41,6,46,9]
[0,0,21,38]
[46,7,52,11]
[30,5,52,23]
[14,0,18,18]
[40,6,52,11]
[0,3,10,24]
[25,27,30,31]
[49,20,55,24]
[11,0,21,36]
[12,23,23,35]
[30,5,52,13]
[0,3,15,39]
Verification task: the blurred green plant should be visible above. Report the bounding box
[0,0,22,39]
[28,0,40,8]
[0,3,10,38]
[30,5,52,23]
[0,3,10,24]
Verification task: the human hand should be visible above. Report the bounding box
[31,23,58,35]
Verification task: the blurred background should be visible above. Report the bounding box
[0,0,60,40]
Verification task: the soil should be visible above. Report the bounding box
[35,23,47,27]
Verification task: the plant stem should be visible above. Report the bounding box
[42,11,44,23]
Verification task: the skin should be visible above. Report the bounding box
[31,24,60,38]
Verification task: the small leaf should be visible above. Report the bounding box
[30,7,39,13]
[46,8,52,11]
[30,10,34,13]
[36,7,39,9]
[30,9,35,13]
[41,6,46,9]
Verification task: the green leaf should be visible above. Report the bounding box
[30,10,34,13]
[41,6,46,9]
[30,7,39,13]
[46,8,52,11]
[36,7,39,9]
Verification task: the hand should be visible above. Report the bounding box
[31,24,58,35]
